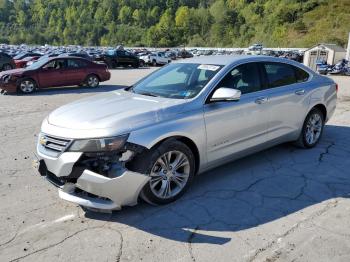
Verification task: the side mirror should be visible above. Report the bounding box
[210,87,241,102]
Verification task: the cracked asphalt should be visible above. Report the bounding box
[0,69,350,262]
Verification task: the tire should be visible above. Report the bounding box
[295,108,324,148]
[85,74,100,88]
[139,60,144,67]
[152,60,157,67]
[128,139,195,205]
[133,62,139,68]
[17,78,36,94]
[3,63,13,71]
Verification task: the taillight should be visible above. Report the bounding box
[335,83,338,92]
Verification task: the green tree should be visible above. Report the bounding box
[118,6,132,24]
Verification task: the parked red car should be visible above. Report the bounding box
[0,57,111,94]
[14,56,40,68]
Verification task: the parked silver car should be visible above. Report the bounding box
[35,55,337,211]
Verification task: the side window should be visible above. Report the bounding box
[294,67,309,83]
[263,63,297,88]
[67,59,80,68]
[43,59,66,70]
[217,63,261,95]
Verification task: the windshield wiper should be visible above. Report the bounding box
[137,91,158,97]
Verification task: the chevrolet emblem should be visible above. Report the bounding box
[39,136,47,146]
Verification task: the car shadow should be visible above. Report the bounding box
[17,84,126,96]
[85,125,350,245]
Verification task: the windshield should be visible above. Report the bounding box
[14,53,26,60]
[106,50,115,56]
[26,57,50,70]
[131,63,222,99]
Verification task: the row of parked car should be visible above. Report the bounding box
[316,59,350,76]
[0,43,308,95]
[0,43,306,72]
[0,44,197,72]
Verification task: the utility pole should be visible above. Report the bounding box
[347,32,350,60]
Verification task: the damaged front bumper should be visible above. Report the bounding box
[35,144,150,211]
[0,82,17,94]
[59,169,149,210]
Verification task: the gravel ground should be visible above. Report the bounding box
[0,68,350,262]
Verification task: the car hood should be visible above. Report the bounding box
[48,89,190,135]
[0,68,25,77]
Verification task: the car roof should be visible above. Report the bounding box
[175,55,305,67]
[47,56,89,60]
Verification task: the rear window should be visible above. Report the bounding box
[263,62,297,88]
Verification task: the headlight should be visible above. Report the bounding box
[2,74,11,83]
[68,134,129,152]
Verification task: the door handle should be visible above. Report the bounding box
[255,97,269,104]
[295,89,305,95]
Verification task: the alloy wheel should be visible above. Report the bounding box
[149,151,190,199]
[20,80,35,93]
[305,113,323,145]
[87,75,99,87]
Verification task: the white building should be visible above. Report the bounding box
[303,43,346,70]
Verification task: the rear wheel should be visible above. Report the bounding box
[3,63,13,71]
[128,139,195,205]
[85,74,99,88]
[295,108,324,148]
[152,60,157,67]
[18,78,36,94]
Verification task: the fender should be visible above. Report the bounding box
[127,108,208,172]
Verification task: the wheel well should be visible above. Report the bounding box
[152,136,200,174]
[312,104,327,121]
[87,73,100,81]
[17,77,38,88]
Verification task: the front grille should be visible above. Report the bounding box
[40,134,72,153]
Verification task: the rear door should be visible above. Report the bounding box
[116,51,127,65]
[204,62,270,165]
[157,52,167,64]
[259,62,311,142]
[64,58,87,85]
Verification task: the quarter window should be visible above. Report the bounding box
[294,67,309,83]
[263,63,297,88]
[216,63,261,94]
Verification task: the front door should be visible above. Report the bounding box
[37,59,67,88]
[204,62,270,165]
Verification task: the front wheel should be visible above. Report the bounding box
[18,78,36,94]
[295,108,324,148]
[128,139,195,205]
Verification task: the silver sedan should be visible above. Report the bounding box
[35,55,337,211]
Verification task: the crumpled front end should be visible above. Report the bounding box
[35,133,150,211]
